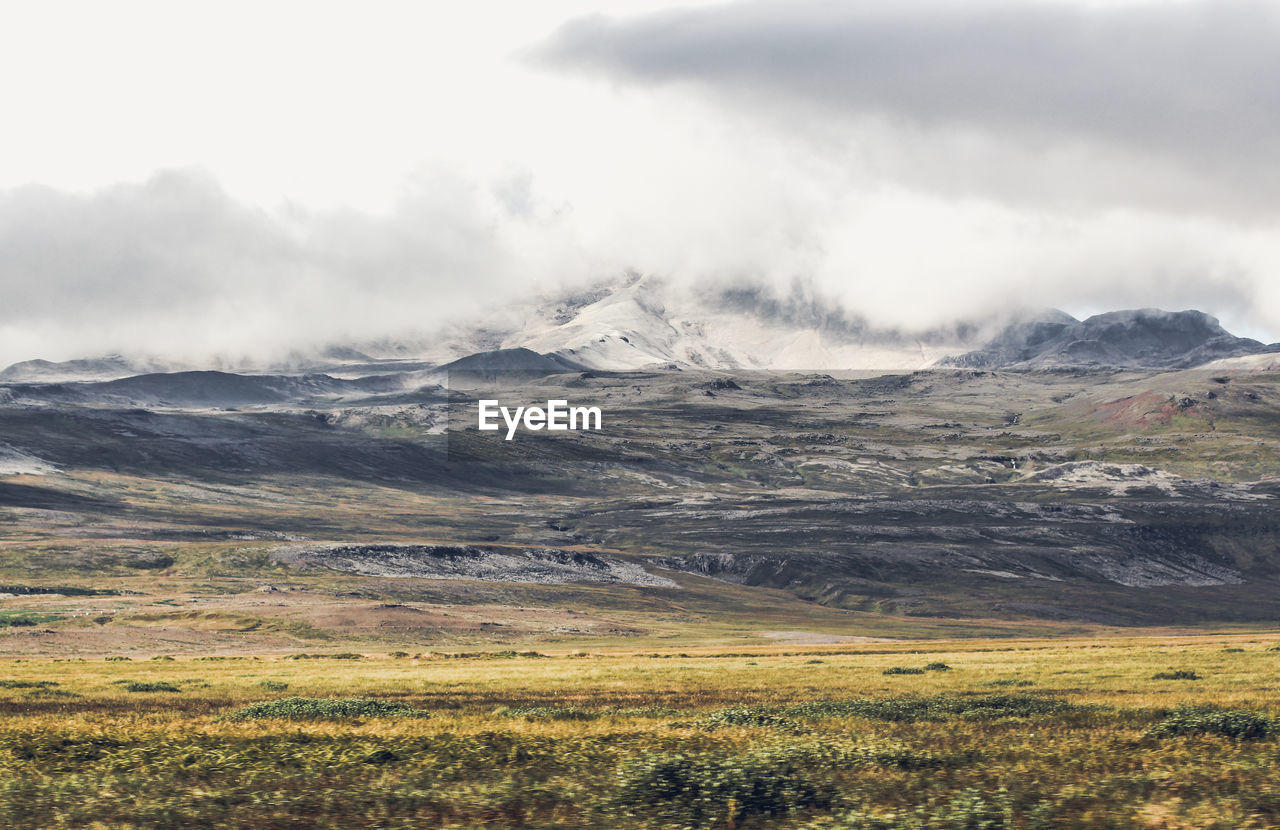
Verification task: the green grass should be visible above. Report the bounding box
[226,697,432,721]
[1145,706,1275,741]
[1151,669,1200,680]
[0,611,62,628]
[123,682,181,693]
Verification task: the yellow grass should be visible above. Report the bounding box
[2,632,1279,828]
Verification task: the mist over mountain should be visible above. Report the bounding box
[5,277,1276,381]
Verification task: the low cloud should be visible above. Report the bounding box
[0,169,582,366]
[6,1,1280,368]
[536,0,1280,216]
[3,162,1279,370]
[521,0,1280,342]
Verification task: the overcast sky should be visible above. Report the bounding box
[2,0,1278,365]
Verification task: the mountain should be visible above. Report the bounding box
[408,284,1278,373]
[0,355,182,383]
[0,278,985,377]
[943,308,1279,370]
[5,280,1278,377]
[501,277,975,371]
[436,348,585,380]
[2,370,421,409]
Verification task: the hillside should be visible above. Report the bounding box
[2,360,1279,646]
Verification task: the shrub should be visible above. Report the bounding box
[194,656,245,662]
[613,750,829,825]
[257,680,289,691]
[493,706,599,721]
[228,697,429,721]
[787,694,1085,723]
[1146,706,1274,741]
[852,741,957,771]
[363,748,400,765]
[982,679,1033,687]
[497,704,677,721]
[883,667,925,675]
[0,617,36,628]
[0,680,58,689]
[923,662,952,671]
[124,682,180,693]
[1152,670,1200,680]
[282,653,364,660]
[388,651,410,658]
[104,657,131,662]
[696,706,803,731]
[149,656,175,662]
[936,786,1012,828]
[609,705,679,718]
[941,695,1079,720]
[0,584,113,597]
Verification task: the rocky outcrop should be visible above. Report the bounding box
[272,543,678,587]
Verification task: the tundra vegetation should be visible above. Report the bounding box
[3,359,1280,827]
[2,635,1279,829]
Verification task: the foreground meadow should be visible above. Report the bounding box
[2,634,1279,829]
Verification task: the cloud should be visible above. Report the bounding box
[0,169,583,366]
[3,160,1279,370]
[5,1,1280,367]
[536,0,1280,215]
[517,0,1280,342]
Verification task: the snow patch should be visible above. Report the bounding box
[504,279,967,372]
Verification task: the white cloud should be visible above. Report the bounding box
[0,169,588,365]
[1,0,1278,366]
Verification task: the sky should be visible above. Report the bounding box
[2,0,1279,366]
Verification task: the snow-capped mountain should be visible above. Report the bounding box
[489,276,977,372]
[4,276,1278,379]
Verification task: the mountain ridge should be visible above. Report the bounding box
[3,280,1277,379]
[943,308,1278,370]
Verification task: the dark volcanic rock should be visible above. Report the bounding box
[438,348,584,379]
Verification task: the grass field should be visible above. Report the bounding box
[3,633,1279,829]
[3,366,1280,827]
